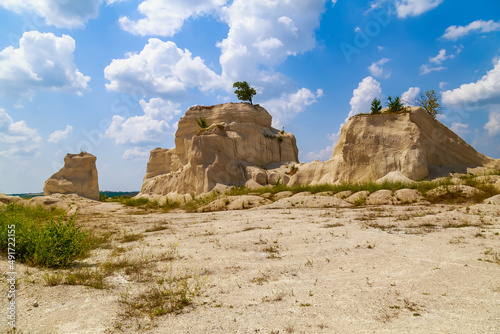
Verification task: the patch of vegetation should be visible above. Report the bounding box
[371,98,382,114]
[196,117,208,129]
[144,224,170,233]
[119,233,144,243]
[251,271,271,285]
[119,265,204,319]
[233,81,257,104]
[182,191,220,212]
[0,204,87,268]
[424,179,497,204]
[322,223,344,228]
[120,197,160,208]
[484,248,500,265]
[413,89,441,118]
[286,164,299,176]
[263,244,281,259]
[44,268,107,289]
[386,96,407,113]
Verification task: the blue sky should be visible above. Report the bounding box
[0,0,499,193]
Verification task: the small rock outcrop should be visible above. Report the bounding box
[140,103,299,196]
[288,107,493,186]
[43,153,99,200]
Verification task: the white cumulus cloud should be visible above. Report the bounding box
[104,39,223,98]
[105,97,181,145]
[442,59,500,137]
[395,0,444,18]
[119,0,227,36]
[348,76,382,118]
[402,87,420,105]
[442,59,500,107]
[442,19,500,41]
[218,0,326,90]
[263,88,322,127]
[0,0,103,28]
[123,147,150,160]
[368,58,391,78]
[0,108,42,157]
[48,125,73,144]
[0,31,90,98]
[485,109,500,136]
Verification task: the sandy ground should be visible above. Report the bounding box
[1,200,500,334]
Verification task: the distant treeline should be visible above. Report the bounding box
[9,191,139,199]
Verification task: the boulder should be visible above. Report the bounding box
[394,189,423,203]
[334,190,353,199]
[274,191,294,200]
[345,191,370,205]
[140,103,299,196]
[426,185,484,199]
[43,153,99,200]
[0,194,23,205]
[366,190,395,205]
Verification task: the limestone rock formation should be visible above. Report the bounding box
[288,107,493,186]
[43,153,99,200]
[140,103,299,196]
[140,104,496,198]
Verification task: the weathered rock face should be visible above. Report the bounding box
[43,153,100,200]
[288,107,493,186]
[140,103,299,196]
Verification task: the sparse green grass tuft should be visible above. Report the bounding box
[119,265,204,319]
[119,233,144,243]
[144,224,170,233]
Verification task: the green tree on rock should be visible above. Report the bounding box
[414,89,442,118]
[370,98,382,114]
[386,96,405,113]
[233,81,257,105]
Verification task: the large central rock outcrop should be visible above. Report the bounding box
[140,103,299,196]
[288,107,493,186]
[44,152,100,200]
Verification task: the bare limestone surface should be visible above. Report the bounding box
[287,107,493,187]
[43,153,99,200]
[2,197,499,334]
[140,103,299,196]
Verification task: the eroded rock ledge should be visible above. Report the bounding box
[140,103,299,196]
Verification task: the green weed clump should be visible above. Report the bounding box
[0,203,87,268]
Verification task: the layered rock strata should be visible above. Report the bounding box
[287,107,493,186]
[44,153,100,200]
[140,103,299,196]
